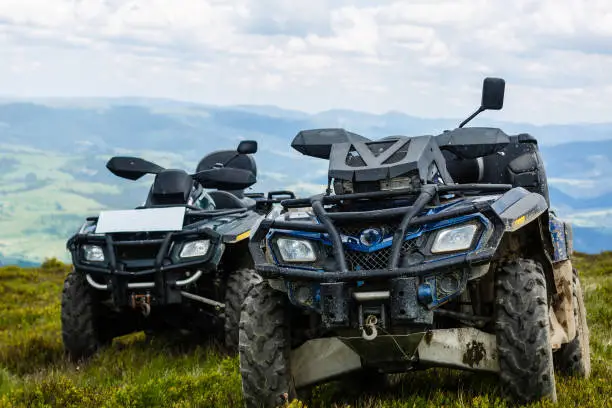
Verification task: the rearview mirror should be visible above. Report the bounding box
[481,77,505,110]
[237,140,258,154]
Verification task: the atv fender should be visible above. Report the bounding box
[491,187,557,297]
[490,187,548,232]
[491,188,576,348]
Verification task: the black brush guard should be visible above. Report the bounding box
[67,206,252,306]
[249,184,513,282]
[68,227,223,306]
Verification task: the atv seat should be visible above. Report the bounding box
[480,134,549,204]
[196,149,258,203]
[209,190,256,209]
[196,150,257,178]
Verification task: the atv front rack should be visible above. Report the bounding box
[249,183,513,282]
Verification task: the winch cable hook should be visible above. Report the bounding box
[362,315,379,341]
[140,302,151,317]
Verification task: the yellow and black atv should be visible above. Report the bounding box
[62,140,294,360]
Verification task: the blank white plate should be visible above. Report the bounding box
[95,207,186,234]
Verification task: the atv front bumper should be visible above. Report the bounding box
[67,228,225,307]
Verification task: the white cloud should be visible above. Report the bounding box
[1,0,612,124]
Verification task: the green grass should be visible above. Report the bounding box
[0,255,611,408]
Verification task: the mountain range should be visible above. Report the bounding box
[0,98,610,264]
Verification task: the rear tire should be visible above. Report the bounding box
[554,268,591,377]
[495,259,557,404]
[239,280,294,408]
[61,271,109,362]
[224,268,262,353]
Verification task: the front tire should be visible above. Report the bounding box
[495,259,557,404]
[554,268,591,377]
[239,280,294,408]
[224,268,262,353]
[61,271,109,362]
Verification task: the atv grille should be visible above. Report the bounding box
[337,223,399,239]
[344,239,419,271]
[115,244,161,261]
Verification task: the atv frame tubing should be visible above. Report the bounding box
[67,206,254,307]
[249,183,513,282]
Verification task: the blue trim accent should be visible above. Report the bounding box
[420,269,470,309]
[421,213,492,264]
[549,215,569,262]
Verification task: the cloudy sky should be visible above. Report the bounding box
[1,0,611,124]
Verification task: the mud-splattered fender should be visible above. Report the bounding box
[549,214,573,262]
[490,187,548,232]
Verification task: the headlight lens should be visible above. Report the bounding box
[83,245,105,262]
[431,223,478,254]
[276,238,316,262]
[180,240,210,258]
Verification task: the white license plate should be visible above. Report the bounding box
[95,207,186,234]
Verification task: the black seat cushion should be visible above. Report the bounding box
[208,190,256,209]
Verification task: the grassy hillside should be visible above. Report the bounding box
[0,255,610,408]
[0,144,176,263]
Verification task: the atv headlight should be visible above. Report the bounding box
[276,238,316,262]
[431,223,478,254]
[83,245,105,262]
[180,240,210,258]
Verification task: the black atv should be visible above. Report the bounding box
[239,79,590,407]
[61,140,294,360]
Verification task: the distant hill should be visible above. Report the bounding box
[0,97,611,263]
[0,254,39,268]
